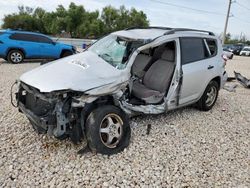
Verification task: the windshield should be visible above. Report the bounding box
[89,34,143,70]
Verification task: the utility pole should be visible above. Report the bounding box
[222,0,232,44]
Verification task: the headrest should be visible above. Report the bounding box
[161,49,175,62]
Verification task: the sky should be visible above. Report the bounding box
[0,0,250,39]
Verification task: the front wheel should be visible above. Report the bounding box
[85,105,131,155]
[197,80,219,111]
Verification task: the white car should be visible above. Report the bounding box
[14,27,228,155]
[240,46,250,56]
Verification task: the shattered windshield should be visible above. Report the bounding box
[89,34,143,70]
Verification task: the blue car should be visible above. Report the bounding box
[0,29,76,63]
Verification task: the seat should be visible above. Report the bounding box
[131,51,152,78]
[132,49,175,104]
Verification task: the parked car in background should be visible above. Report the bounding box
[15,27,227,155]
[240,46,250,56]
[223,44,244,55]
[0,29,76,63]
[232,44,244,55]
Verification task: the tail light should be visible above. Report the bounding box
[222,54,227,66]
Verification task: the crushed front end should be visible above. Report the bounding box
[16,82,84,143]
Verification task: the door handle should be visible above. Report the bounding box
[208,65,214,70]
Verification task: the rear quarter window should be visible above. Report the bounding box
[205,39,217,56]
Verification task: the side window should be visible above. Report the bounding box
[9,33,26,40]
[9,33,52,43]
[9,33,38,42]
[36,36,52,43]
[180,37,206,65]
[205,39,217,56]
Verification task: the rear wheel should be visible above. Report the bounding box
[7,50,24,64]
[85,105,131,155]
[197,80,219,111]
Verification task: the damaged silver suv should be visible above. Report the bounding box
[15,27,227,155]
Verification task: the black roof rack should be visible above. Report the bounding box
[125,27,214,36]
[125,26,173,31]
[164,28,215,36]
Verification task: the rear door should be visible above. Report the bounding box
[9,33,42,58]
[179,37,216,105]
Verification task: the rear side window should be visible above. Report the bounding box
[180,38,206,65]
[9,33,52,43]
[205,39,217,56]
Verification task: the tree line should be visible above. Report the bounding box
[223,33,250,45]
[2,3,149,38]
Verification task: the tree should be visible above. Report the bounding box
[101,6,149,34]
[2,3,149,38]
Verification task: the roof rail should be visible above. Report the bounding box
[164,28,215,36]
[125,26,173,31]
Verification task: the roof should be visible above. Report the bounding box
[113,28,168,40]
[1,29,46,36]
[112,27,215,41]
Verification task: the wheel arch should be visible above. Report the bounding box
[7,47,26,58]
[211,76,221,89]
[196,76,221,103]
[81,95,117,124]
[60,49,73,58]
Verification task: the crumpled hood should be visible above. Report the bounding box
[20,51,124,92]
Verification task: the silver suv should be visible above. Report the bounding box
[15,27,228,155]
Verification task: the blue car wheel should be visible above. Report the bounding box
[7,50,24,64]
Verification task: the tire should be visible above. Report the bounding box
[61,51,73,58]
[7,50,24,64]
[197,80,219,111]
[85,105,131,155]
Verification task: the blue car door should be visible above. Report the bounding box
[9,33,42,58]
[36,35,61,59]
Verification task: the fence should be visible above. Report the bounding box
[52,37,96,49]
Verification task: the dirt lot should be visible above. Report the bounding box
[0,57,249,187]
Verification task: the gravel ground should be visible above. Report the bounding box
[0,57,249,187]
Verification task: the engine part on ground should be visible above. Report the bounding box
[146,124,152,135]
[227,77,236,82]
[234,71,250,88]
